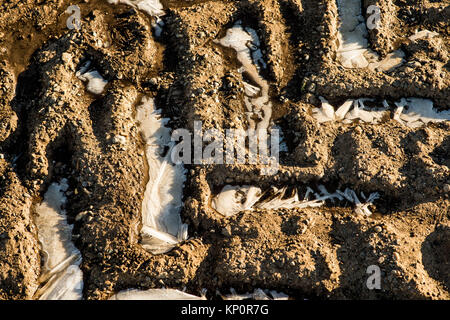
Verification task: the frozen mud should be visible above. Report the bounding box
[0,0,448,300]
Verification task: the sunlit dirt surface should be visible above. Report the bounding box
[0,0,448,300]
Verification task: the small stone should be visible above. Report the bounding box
[113,135,126,144]
[62,52,72,64]
[393,252,400,261]
[443,184,450,193]
[375,226,382,232]
[221,226,232,237]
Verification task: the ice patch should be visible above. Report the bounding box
[136,96,188,254]
[107,0,165,36]
[76,61,108,95]
[109,288,205,300]
[269,290,289,300]
[152,18,165,37]
[273,125,288,152]
[336,0,373,68]
[254,187,325,211]
[342,99,387,124]
[312,97,449,127]
[107,0,165,17]
[312,97,340,123]
[221,288,289,300]
[211,184,379,217]
[33,179,83,300]
[368,50,405,72]
[394,98,450,128]
[211,185,262,217]
[216,24,256,70]
[335,0,405,71]
[216,24,272,130]
[243,81,260,97]
[409,29,439,42]
[244,26,267,71]
[336,188,379,216]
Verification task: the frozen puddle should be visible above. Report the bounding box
[136,97,188,254]
[212,184,379,217]
[216,23,272,130]
[33,179,83,300]
[109,288,205,300]
[76,61,108,95]
[336,0,404,71]
[312,97,450,127]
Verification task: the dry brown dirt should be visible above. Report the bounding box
[0,0,448,300]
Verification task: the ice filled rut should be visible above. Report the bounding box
[108,0,188,255]
[136,97,188,254]
[106,1,194,297]
[32,179,83,300]
[109,98,190,299]
[216,22,272,131]
[335,0,438,71]
[336,0,402,70]
[312,97,450,127]
[212,184,380,218]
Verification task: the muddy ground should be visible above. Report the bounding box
[0,0,448,300]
